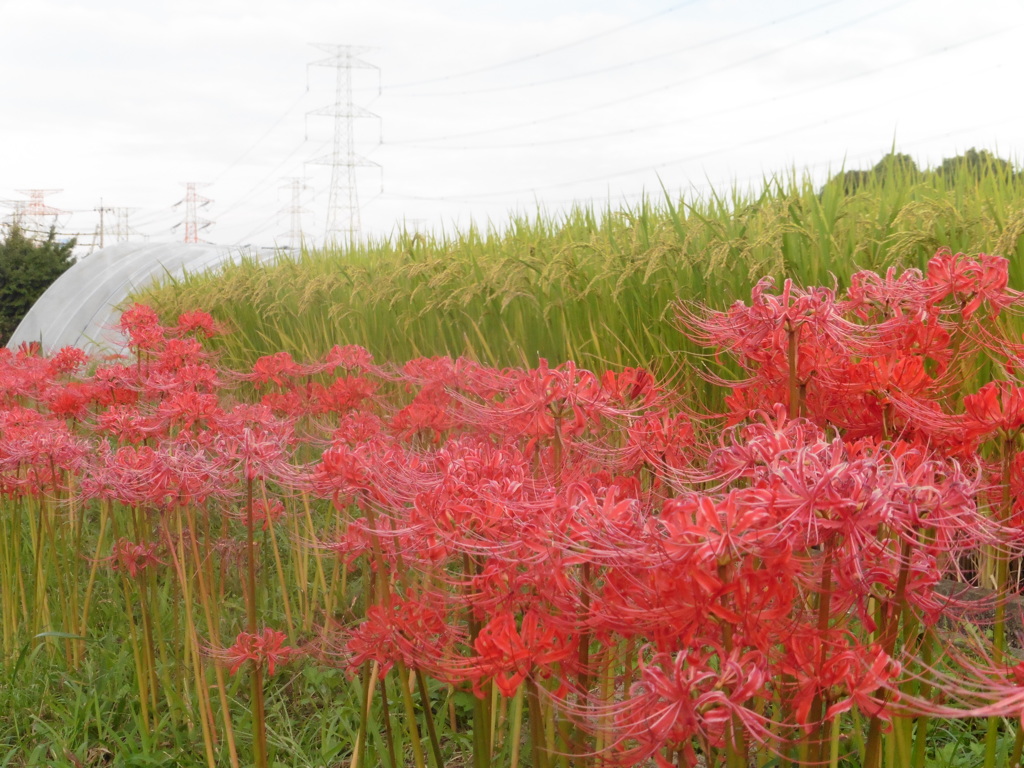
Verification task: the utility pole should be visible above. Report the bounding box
[308,44,380,249]
[173,183,214,244]
[94,199,116,250]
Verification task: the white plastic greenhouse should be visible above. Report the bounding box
[6,242,276,354]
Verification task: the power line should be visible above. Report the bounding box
[383,58,1012,204]
[384,1,700,90]
[380,109,1014,214]
[389,0,913,146]
[390,18,1016,154]
[216,137,326,224]
[212,91,310,185]
[404,0,846,99]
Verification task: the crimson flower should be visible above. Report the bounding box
[247,351,311,386]
[925,248,1019,319]
[470,608,574,697]
[108,538,163,578]
[119,304,166,352]
[606,646,768,768]
[962,381,1024,440]
[175,309,218,338]
[221,627,298,676]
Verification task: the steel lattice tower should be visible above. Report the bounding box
[308,44,379,248]
[9,189,65,242]
[113,208,141,243]
[278,177,311,254]
[173,183,213,244]
[96,205,141,247]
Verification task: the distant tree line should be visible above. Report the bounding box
[825,148,1022,194]
[0,224,76,347]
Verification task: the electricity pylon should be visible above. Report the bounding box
[278,177,311,254]
[308,44,380,249]
[173,183,213,244]
[7,189,65,242]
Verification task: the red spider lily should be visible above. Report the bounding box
[321,343,376,373]
[600,367,660,408]
[219,627,299,676]
[311,375,378,415]
[871,311,952,371]
[119,304,166,352]
[344,595,460,677]
[45,346,89,376]
[882,446,984,549]
[259,388,311,418]
[94,404,150,443]
[322,524,378,567]
[174,309,218,338]
[0,349,52,402]
[245,497,286,530]
[679,277,858,366]
[658,492,777,566]
[151,337,208,373]
[843,266,929,321]
[469,360,602,448]
[779,632,900,727]
[925,248,1020,319]
[44,381,96,420]
[559,477,651,556]
[604,646,770,768]
[962,381,1024,440]
[12,341,41,357]
[0,414,89,493]
[247,351,312,386]
[465,608,575,697]
[11,289,1024,767]
[308,441,384,509]
[593,556,728,653]
[391,385,456,443]
[707,406,826,482]
[89,363,142,407]
[153,391,223,433]
[108,537,163,578]
[620,410,695,474]
[165,362,221,393]
[209,404,299,484]
[330,411,384,446]
[397,435,537,556]
[397,355,491,394]
[894,641,1024,727]
[83,439,233,509]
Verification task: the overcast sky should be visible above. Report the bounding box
[1,0,1022,252]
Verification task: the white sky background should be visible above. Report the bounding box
[1,0,1022,253]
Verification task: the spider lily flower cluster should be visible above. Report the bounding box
[2,249,1024,767]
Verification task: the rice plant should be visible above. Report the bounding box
[137,152,1024,398]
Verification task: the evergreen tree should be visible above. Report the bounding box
[0,224,76,346]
